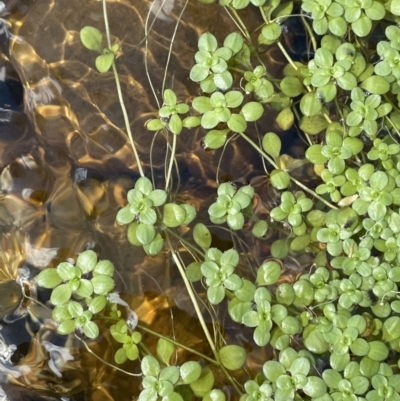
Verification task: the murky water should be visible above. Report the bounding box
[0,0,312,400]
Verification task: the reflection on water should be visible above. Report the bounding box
[0,0,311,400]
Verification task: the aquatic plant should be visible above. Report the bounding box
[33,0,400,399]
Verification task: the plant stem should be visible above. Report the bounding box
[227,6,252,42]
[102,0,144,177]
[165,133,177,191]
[300,11,317,53]
[75,333,142,377]
[238,132,338,209]
[137,324,218,364]
[165,232,218,356]
[166,228,205,258]
[164,234,243,394]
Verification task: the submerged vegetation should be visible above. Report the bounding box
[32,0,400,399]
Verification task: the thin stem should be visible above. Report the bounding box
[300,11,317,53]
[102,0,144,177]
[238,132,338,209]
[75,333,142,377]
[111,64,144,177]
[227,6,252,42]
[165,133,177,191]
[384,94,400,113]
[137,324,218,364]
[102,0,112,49]
[386,116,400,137]
[162,0,189,93]
[165,232,218,357]
[166,228,205,258]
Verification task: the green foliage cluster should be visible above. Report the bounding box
[33,0,400,400]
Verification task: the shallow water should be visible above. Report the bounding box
[0,0,311,400]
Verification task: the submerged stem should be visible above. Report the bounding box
[238,132,338,209]
[137,324,218,364]
[165,133,177,191]
[102,0,144,177]
[166,233,218,356]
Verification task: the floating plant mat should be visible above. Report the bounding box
[0,0,303,400]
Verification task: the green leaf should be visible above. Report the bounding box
[75,279,93,298]
[198,32,218,52]
[263,361,285,382]
[169,114,183,135]
[136,223,156,245]
[190,368,215,397]
[204,129,229,149]
[143,234,164,256]
[77,250,98,274]
[193,223,212,249]
[80,26,103,52]
[290,234,311,251]
[36,268,62,289]
[225,91,244,108]
[304,328,329,354]
[300,93,322,117]
[360,357,379,377]
[57,319,76,335]
[93,260,114,277]
[136,177,153,195]
[262,132,281,159]
[89,295,107,314]
[95,53,114,73]
[186,262,203,282]
[68,301,83,318]
[383,316,400,341]
[203,390,225,401]
[270,169,290,189]
[156,338,175,365]
[50,284,72,306]
[289,357,311,376]
[141,355,161,377]
[257,261,281,285]
[181,204,196,225]
[280,76,304,97]
[163,203,186,227]
[227,114,247,132]
[160,366,180,384]
[360,75,390,95]
[52,305,72,322]
[271,239,289,259]
[306,144,328,164]
[164,89,177,106]
[57,263,80,282]
[224,32,244,55]
[368,341,389,361]
[299,115,329,135]
[350,338,370,356]
[182,116,201,129]
[207,285,225,304]
[114,348,127,364]
[303,377,327,398]
[219,345,246,370]
[261,23,282,41]
[276,108,294,130]
[240,102,264,122]
[252,220,268,237]
[91,275,115,295]
[180,361,202,384]
[84,321,99,339]
[391,0,400,15]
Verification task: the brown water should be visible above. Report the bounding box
[0,1,311,400]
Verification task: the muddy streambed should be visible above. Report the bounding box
[0,1,310,400]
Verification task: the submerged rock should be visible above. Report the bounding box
[0,280,22,320]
